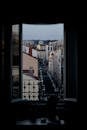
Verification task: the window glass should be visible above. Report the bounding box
[22,24,64,101]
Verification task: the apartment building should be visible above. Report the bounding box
[22,52,39,100]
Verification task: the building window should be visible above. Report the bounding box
[33,96,35,99]
[28,82,30,85]
[24,86,26,89]
[33,86,35,89]
[24,95,26,98]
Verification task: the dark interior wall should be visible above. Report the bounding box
[0,25,6,102]
[4,24,12,102]
[66,27,78,99]
[0,25,2,101]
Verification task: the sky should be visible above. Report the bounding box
[22,24,64,40]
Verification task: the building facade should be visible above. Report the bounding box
[23,53,38,77]
[48,45,64,98]
[37,42,46,63]
[22,52,39,100]
[22,73,39,100]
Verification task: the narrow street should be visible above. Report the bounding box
[39,60,57,100]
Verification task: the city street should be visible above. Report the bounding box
[39,61,57,100]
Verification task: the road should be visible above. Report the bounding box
[39,62,57,100]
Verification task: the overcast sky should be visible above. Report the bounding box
[22,24,64,40]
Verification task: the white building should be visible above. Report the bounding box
[45,42,54,61]
[22,45,29,53]
[22,40,34,46]
[22,45,38,58]
[22,52,39,101]
[45,45,49,61]
[49,42,54,51]
[48,51,55,75]
[32,48,38,58]
[53,49,62,86]
[37,42,46,62]
[37,50,46,61]
[22,73,39,101]
[48,48,62,86]
[38,40,44,45]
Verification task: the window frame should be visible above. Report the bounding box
[10,23,78,103]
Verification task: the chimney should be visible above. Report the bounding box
[29,45,32,56]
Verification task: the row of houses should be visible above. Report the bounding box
[22,40,63,62]
[48,47,64,86]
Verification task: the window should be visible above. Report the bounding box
[0,20,79,128]
[33,86,35,89]
[12,24,64,101]
[24,86,26,89]
[28,82,30,85]
[11,23,78,102]
[24,95,26,98]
